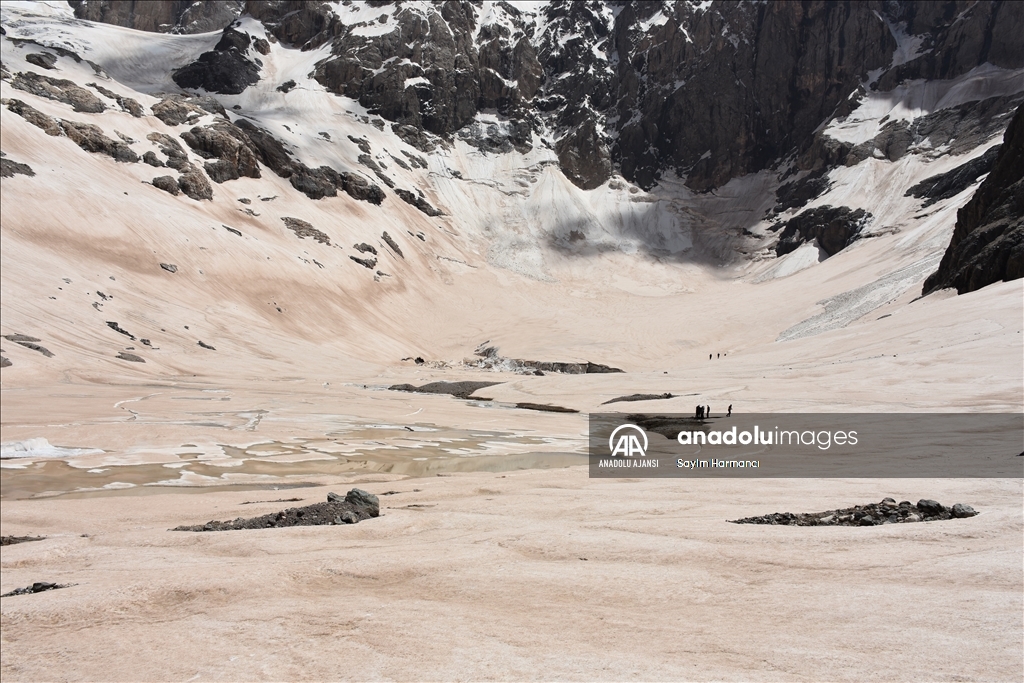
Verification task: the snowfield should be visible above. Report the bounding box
[0,3,1021,681]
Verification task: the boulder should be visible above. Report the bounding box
[345,488,380,517]
[176,164,213,200]
[152,176,179,195]
[25,52,57,70]
[916,499,945,515]
[950,503,978,518]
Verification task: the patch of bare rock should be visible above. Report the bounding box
[0,151,34,178]
[730,498,978,526]
[282,217,330,245]
[2,582,74,598]
[10,71,106,113]
[515,402,579,413]
[5,99,137,162]
[603,393,674,405]
[389,381,502,399]
[173,489,380,531]
[1,535,45,546]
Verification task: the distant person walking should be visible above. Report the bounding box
[727,404,733,417]
[717,353,720,359]
[706,405,711,418]
[709,353,712,360]
[695,405,702,419]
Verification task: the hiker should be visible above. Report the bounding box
[695,405,702,419]
[706,405,711,418]
[717,353,720,359]
[709,353,712,360]
[727,404,733,417]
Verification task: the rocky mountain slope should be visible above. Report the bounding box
[1,0,1022,377]
[66,0,1024,193]
[923,103,1023,294]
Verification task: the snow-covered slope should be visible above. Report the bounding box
[0,1,1021,385]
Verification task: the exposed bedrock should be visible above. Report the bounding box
[63,1,1024,193]
[180,121,261,182]
[69,0,244,35]
[172,26,261,95]
[924,104,1024,294]
[905,144,1001,207]
[774,206,872,258]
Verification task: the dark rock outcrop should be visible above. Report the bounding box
[731,498,978,526]
[5,99,62,135]
[775,174,832,213]
[394,188,441,216]
[906,145,1001,207]
[106,321,135,340]
[142,150,164,167]
[602,393,674,405]
[15,341,54,357]
[86,82,144,117]
[6,107,142,163]
[838,95,1023,168]
[0,153,35,178]
[923,104,1024,294]
[146,132,189,169]
[229,120,384,202]
[177,163,213,200]
[775,206,872,257]
[232,119,293,174]
[518,360,623,374]
[10,71,106,113]
[60,121,139,162]
[0,535,45,546]
[173,489,380,531]
[349,256,377,269]
[180,121,261,182]
[151,94,225,126]
[516,402,579,413]
[382,231,403,258]
[172,26,261,95]
[337,171,385,204]
[25,52,57,70]
[151,175,179,195]
[281,217,330,245]
[2,582,72,597]
[287,165,338,200]
[116,351,145,362]
[389,380,502,399]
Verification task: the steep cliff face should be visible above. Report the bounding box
[70,0,1024,194]
[69,0,244,34]
[923,104,1024,294]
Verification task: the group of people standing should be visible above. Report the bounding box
[695,404,733,419]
